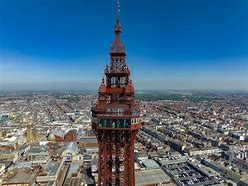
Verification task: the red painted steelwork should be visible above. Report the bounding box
[91,17,141,186]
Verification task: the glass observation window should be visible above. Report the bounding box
[98,118,131,128]
[106,108,124,116]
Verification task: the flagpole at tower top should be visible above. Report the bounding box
[116,0,120,21]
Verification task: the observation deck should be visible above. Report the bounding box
[91,103,141,131]
[104,65,130,76]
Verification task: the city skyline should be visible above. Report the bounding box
[1,0,248,90]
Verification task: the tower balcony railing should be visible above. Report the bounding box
[104,65,130,74]
[92,106,140,118]
[92,112,140,118]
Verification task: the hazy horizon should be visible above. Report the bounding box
[1,82,248,92]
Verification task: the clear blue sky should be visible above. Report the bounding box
[0,0,247,90]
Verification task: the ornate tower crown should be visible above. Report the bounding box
[110,18,126,54]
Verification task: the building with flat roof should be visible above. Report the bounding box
[79,136,97,148]
[2,171,37,186]
[238,177,248,186]
[135,168,173,186]
[27,146,48,164]
[162,160,221,186]
[141,159,160,169]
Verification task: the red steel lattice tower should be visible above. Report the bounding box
[91,1,141,185]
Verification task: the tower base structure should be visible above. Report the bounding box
[95,129,139,185]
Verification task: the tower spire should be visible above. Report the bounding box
[114,0,122,35]
[111,0,125,54]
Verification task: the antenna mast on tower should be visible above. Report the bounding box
[117,0,120,20]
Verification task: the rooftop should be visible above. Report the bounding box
[135,168,171,186]
[142,159,160,169]
[4,171,37,184]
[162,161,220,186]
[28,147,48,154]
[79,136,97,143]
